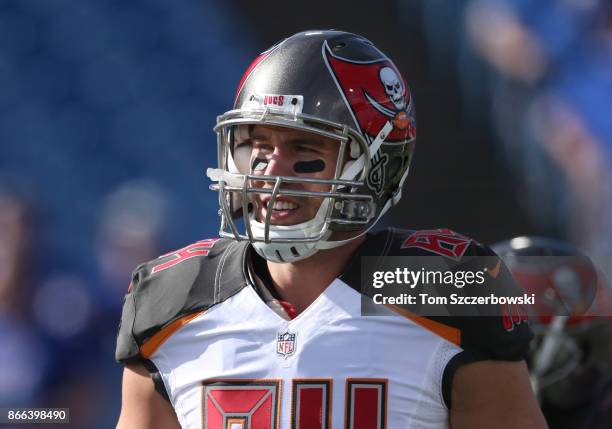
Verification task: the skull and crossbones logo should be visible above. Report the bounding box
[363,66,411,131]
[379,67,405,110]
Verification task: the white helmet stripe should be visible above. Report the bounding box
[340,121,393,180]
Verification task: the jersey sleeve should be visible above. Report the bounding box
[437,245,533,408]
[115,238,249,363]
[115,264,149,363]
[432,241,534,362]
[355,228,534,362]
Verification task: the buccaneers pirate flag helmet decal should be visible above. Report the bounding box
[209,30,417,262]
[323,41,416,143]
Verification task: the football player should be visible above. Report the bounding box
[115,31,546,429]
[493,237,612,429]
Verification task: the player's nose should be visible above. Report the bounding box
[262,147,295,178]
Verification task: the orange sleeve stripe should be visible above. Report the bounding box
[140,310,207,359]
[385,304,462,346]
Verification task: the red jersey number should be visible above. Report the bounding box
[201,378,387,429]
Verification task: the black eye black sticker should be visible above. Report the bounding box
[251,157,269,172]
[293,159,325,173]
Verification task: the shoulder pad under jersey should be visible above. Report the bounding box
[342,228,534,361]
[115,238,249,363]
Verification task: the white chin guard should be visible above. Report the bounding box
[249,200,331,263]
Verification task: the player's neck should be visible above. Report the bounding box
[266,235,366,314]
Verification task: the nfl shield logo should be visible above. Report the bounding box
[276,330,296,358]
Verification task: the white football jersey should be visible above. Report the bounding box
[116,230,533,429]
[149,278,460,429]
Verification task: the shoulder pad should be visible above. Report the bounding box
[344,228,533,361]
[115,238,249,363]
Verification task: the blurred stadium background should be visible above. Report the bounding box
[0,0,610,427]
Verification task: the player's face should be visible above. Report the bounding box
[245,125,343,226]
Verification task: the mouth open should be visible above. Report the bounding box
[266,200,299,211]
[260,198,301,223]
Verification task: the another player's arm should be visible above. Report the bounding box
[449,360,547,429]
[116,363,181,429]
